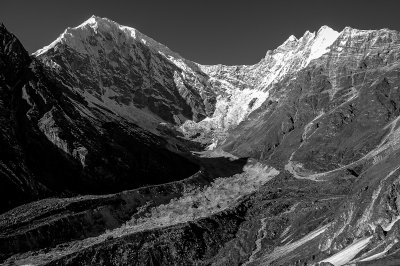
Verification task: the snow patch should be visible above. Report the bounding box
[21,85,33,106]
[383,215,400,231]
[33,32,66,56]
[260,224,330,264]
[320,236,373,266]
[306,26,340,65]
[359,239,398,262]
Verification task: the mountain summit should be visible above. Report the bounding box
[34,15,181,59]
[2,16,400,265]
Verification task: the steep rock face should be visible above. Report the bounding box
[34,16,216,126]
[0,23,30,80]
[0,24,51,211]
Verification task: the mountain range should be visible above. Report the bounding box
[1,15,400,265]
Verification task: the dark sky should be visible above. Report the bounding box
[1,0,400,65]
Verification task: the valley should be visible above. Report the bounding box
[1,16,400,265]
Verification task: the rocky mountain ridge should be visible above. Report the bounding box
[32,16,344,147]
[34,15,216,128]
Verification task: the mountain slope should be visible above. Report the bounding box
[0,23,202,213]
[220,27,400,265]
[182,26,341,147]
[34,15,216,127]
[0,23,51,211]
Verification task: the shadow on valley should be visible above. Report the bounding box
[195,156,249,178]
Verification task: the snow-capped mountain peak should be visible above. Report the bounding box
[277,34,299,51]
[33,15,217,131]
[32,18,353,149]
[306,25,339,64]
[287,35,298,42]
[33,15,181,60]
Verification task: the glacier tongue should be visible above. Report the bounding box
[183,26,340,149]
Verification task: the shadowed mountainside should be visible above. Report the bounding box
[0,23,201,214]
